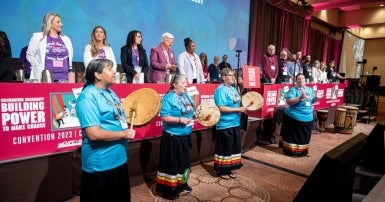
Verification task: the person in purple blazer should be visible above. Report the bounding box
[150,32,177,83]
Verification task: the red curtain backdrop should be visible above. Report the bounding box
[248,0,341,67]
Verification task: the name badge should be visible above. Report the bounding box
[53,60,63,68]
[187,119,194,127]
[305,101,311,106]
[271,65,275,70]
[120,116,128,129]
[186,106,192,112]
[283,71,287,75]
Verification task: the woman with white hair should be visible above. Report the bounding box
[26,12,73,81]
[150,32,177,83]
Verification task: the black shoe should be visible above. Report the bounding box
[156,189,179,200]
[228,171,237,179]
[177,184,192,193]
[217,171,231,179]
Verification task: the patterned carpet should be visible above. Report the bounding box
[133,122,376,202]
[64,96,384,202]
[65,122,377,202]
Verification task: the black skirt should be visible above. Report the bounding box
[214,126,243,172]
[156,131,192,191]
[81,162,130,202]
[280,112,313,157]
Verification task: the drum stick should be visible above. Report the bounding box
[130,101,138,129]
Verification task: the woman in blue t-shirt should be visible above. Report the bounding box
[281,73,317,157]
[76,59,135,201]
[155,74,195,200]
[213,68,247,179]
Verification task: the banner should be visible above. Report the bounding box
[242,65,260,88]
[248,83,345,119]
[0,83,218,163]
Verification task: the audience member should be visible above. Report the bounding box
[209,56,221,82]
[26,12,73,81]
[218,54,232,70]
[155,74,195,200]
[121,30,150,83]
[150,32,177,83]
[280,73,317,157]
[261,44,278,83]
[83,26,117,71]
[213,68,246,179]
[0,30,13,82]
[199,52,209,81]
[76,59,135,201]
[177,37,204,83]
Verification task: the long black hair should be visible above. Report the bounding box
[126,30,145,52]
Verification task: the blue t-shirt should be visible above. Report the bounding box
[214,84,241,130]
[284,86,315,122]
[160,90,195,135]
[76,84,128,173]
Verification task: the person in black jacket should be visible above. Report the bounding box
[0,30,14,82]
[120,30,150,83]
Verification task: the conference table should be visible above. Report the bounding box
[0,82,345,163]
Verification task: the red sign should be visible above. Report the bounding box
[0,83,218,163]
[242,65,260,88]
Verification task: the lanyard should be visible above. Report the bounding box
[132,48,140,63]
[173,91,194,115]
[99,88,123,120]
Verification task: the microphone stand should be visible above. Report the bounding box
[235,50,242,88]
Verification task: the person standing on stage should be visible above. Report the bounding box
[280,73,317,157]
[0,30,13,82]
[218,54,232,70]
[213,68,247,179]
[312,60,321,84]
[155,74,195,200]
[326,60,345,83]
[199,52,209,81]
[208,56,221,82]
[178,37,204,84]
[26,12,73,81]
[76,59,135,202]
[319,61,328,83]
[276,50,290,83]
[287,54,301,80]
[302,54,313,82]
[121,30,150,83]
[150,32,177,83]
[83,26,117,71]
[261,44,278,84]
[19,46,31,79]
